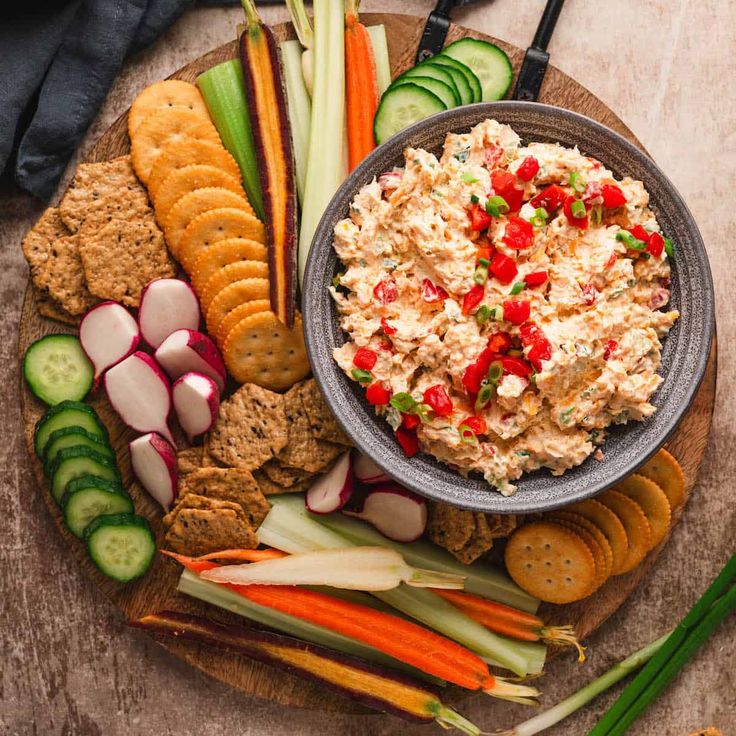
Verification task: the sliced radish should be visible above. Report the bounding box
[104,351,175,445]
[79,301,140,382]
[344,485,427,542]
[353,451,391,484]
[172,372,220,443]
[129,432,178,510]
[154,329,226,393]
[306,451,354,514]
[139,278,201,348]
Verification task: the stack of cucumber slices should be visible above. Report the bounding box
[374,38,513,144]
[26,335,155,584]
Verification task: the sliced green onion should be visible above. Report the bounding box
[389,392,416,413]
[414,402,432,423]
[486,195,510,217]
[487,361,504,385]
[475,383,494,413]
[530,208,548,228]
[640,253,651,260]
[331,271,344,288]
[509,281,525,295]
[590,206,602,226]
[570,200,587,219]
[475,305,492,325]
[461,172,479,184]
[351,368,372,384]
[474,264,489,285]
[616,230,647,250]
[489,306,502,321]
[568,171,586,193]
[458,425,478,445]
[470,194,480,205]
[664,237,675,258]
[478,257,490,267]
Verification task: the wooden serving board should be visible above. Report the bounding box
[18,13,717,714]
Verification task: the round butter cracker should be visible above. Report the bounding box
[615,473,672,549]
[639,448,686,510]
[128,80,210,137]
[191,238,268,296]
[568,498,630,575]
[598,490,651,575]
[206,278,270,338]
[200,260,269,314]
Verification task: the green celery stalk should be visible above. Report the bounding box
[196,60,265,220]
[366,25,391,96]
[297,0,345,286]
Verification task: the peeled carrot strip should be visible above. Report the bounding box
[194,548,288,562]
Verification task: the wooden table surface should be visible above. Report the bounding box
[1,1,734,734]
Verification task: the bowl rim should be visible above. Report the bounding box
[303,101,714,513]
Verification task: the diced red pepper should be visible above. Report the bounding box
[630,225,649,242]
[377,339,393,352]
[605,252,618,270]
[520,321,552,372]
[487,331,512,354]
[461,284,485,315]
[601,184,627,208]
[516,156,540,182]
[603,340,618,361]
[469,203,492,231]
[458,415,487,436]
[423,384,454,417]
[583,181,602,203]
[401,412,421,430]
[489,252,518,284]
[503,300,531,325]
[380,317,397,335]
[421,278,449,304]
[647,232,665,257]
[484,144,504,169]
[502,216,535,249]
[462,361,486,395]
[373,279,398,304]
[530,184,566,213]
[395,427,419,457]
[523,270,548,287]
[581,283,598,306]
[491,170,524,212]
[353,347,377,370]
[563,195,589,229]
[365,382,391,405]
[527,342,550,372]
[499,355,532,378]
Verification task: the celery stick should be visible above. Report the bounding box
[367,25,391,96]
[197,60,265,220]
[297,0,345,286]
[280,39,311,203]
[177,569,442,685]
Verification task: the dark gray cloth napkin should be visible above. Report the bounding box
[1,0,193,201]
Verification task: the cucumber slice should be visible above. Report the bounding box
[43,427,114,475]
[422,58,474,105]
[23,335,94,406]
[62,476,132,538]
[399,64,460,106]
[442,38,513,101]
[374,84,446,145]
[85,513,156,582]
[430,55,481,103]
[392,76,457,110]
[49,446,120,504]
[34,401,108,458]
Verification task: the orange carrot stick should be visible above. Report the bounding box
[345,0,378,171]
[432,588,585,661]
[194,548,288,562]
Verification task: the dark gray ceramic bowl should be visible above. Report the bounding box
[303,102,714,513]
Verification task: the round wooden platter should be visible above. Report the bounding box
[19,13,717,715]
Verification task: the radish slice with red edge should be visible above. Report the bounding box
[79,301,140,383]
[154,329,226,393]
[306,451,354,514]
[104,351,175,445]
[344,485,427,542]
[353,451,391,484]
[139,278,201,348]
[129,432,178,510]
[172,372,220,443]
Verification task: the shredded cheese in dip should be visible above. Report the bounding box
[330,119,679,495]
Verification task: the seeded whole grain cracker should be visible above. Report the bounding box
[207,382,288,470]
[598,490,652,574]
[22,208,98,315]
[452,513,495,565]
[148,139,242,200]
[178,207,266,273]
[131,108,220,183]
[206,278,270,338]
[615,474,671,548]
[222,311,311,391]
[164,188,251,255]
[128,80,210,137]
[165,507,258,556]
[33,286,79,325]
[486,514,518,539]
[58,156,152,234]
[164,493,248,527]
[261,459,314,488]
[253,470,313,496]
[191,238,268,295]
[505,521,596,604]
[177,447,204,475]
[78,218,175,307]
[297,378,352,447]
[426,502,475,552]
[639,448,686,510]
[568,498,629,575]
[200,260,269,313]
[215,300,272,346]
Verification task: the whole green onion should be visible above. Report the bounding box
[569,171,586,193]
[570,200,587,219]
[486,195,510,217]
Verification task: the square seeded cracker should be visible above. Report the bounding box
[178,467,270,528]
[207,383,289,470]
[261,459,314,488]
[177,447,204,475]
[426,502,476,552]
[78,217,175,307]
[297,378,352,446]
[22,208,98,316]
[165,508,258,556]
[164,493,248,528]
[253,470,313,496]
[58,155,152,233]
[33,287,79,326]
[453,514,495,565]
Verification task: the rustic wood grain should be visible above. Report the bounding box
[15,13,717,717]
